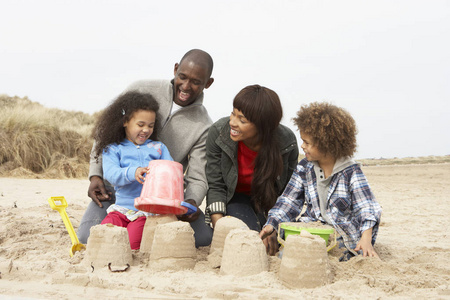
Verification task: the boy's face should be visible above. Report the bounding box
[300,131,324,162]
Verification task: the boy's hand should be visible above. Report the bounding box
[355,228,379,258]
[259,225,279,256]
[135,167,149,184]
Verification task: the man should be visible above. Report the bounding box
[78,49,214,247]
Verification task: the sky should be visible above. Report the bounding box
[1,0,449,159]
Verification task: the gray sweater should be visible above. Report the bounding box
[89,80,212,205]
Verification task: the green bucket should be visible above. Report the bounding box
[280,223,334,244]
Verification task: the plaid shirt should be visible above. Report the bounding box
[266,158,382,251]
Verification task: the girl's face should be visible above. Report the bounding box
[300,131,324,162]
[124,109,156,145]
[229,108,259,150]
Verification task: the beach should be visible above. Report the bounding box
[1,163,449,299]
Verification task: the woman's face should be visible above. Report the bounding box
[229,108,259,150]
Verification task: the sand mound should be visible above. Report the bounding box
[84,224,133,270]
[279,230,331,289]
[140,214,178,255]
[148,221,196,271]
[220,228,269,276]
[208,216,249,268]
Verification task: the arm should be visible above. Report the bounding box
[87,140,110,207]
[183,129,208,206]
[205,124,229,227]
[261,164,305,254]
[349,166,382,252]
[102,146,138,187]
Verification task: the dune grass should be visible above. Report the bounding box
[0,95,95,178]
[1,95,448,179]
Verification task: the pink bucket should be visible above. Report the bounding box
[135,160,188,215]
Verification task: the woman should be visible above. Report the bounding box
[205,84,299,233]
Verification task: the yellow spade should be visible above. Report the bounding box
[48,196,86,257]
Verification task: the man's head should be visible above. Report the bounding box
[173,49,214,107]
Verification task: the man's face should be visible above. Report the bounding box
[173,60,212,107]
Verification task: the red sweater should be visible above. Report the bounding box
[235,142,258,194]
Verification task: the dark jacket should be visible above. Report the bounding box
[205,117,299,223]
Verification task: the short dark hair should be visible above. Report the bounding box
[180,49,214,78]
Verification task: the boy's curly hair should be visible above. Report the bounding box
[92,91,159,159]
[293,102,357,159]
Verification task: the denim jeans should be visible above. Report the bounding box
[225,193,267,231]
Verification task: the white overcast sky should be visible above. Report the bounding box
[1,0,449,159]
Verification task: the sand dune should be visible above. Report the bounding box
[0,163,449,299]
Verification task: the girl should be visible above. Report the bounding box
[205,85,299,234]
[93,91,173,250]
[260,102,382,260]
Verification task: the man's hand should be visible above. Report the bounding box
[177,199,200,222]
[87,176,111,208]
[259,225,279,256]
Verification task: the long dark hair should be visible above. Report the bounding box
[93,91,159,159]
[233,85,283,213]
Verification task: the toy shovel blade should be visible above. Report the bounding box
[48,196,86,257]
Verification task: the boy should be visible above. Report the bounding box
[260,102,382,261]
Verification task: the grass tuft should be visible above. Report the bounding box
[0,95,94,178]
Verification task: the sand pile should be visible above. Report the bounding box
[148,221,196,271]
[279,230,331,288]
[84,224,133,270]
[140,214,178,255]
[208,216,248,268]
[220,228,269,276]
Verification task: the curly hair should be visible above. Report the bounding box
[293,102,357,159]
[92,91,159,159]
[233,84,283,213]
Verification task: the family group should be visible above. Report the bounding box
[76,49,382,261]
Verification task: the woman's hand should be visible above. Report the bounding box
[354,228,379,258]
[259,225,279,256]
[135,167,149,184]
[211,213,224,228]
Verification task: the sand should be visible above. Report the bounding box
[1,163,450,299]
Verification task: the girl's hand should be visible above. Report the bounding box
[135,167,149,184]
[259,225,279,256]
[355,228,379,258]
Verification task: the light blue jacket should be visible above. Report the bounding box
[102,139,173,211]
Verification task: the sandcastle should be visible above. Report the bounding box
[140,214,178,256]
[279,230,331,289]
[208,216,249,268]
[220,228,269,276]
[84,224,133,270]
[148,221,196,271]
